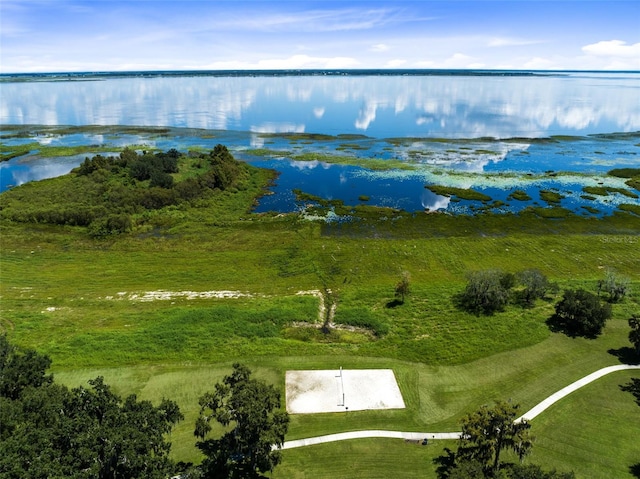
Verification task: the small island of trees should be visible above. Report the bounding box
[0,145,262,237]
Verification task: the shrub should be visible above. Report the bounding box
[456,270,514,315]
[88,214,133,237]
[597,269,630,303]
[516,269,555,307]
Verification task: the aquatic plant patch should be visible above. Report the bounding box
[618,203,640,216]
[425,185,492,202]
[582,185,639,198]
[608,168,640,178]
[539,190,565,204]
[508,190,532,201]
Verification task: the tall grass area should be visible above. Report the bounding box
[3,220,638,368]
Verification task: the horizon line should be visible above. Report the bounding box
[2,68,639,77]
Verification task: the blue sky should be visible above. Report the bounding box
[1,1,639,73]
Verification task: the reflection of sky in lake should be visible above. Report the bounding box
[248,158,638,216]
[0,154,94,190]
[250,159,430,213]
[2,73,639,138]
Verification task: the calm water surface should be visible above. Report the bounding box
[3,71,640,137]
[1,71,639,215]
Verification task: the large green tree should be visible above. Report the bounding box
[550,289,612,338]
[456,401,533,476]
[195,363,289,479]
[434,401,574,478]
[0,336,183,479]
[0,335,52,400]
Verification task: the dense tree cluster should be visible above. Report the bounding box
[0,336,183,479]
[456,267,629,341]
[456,270,513,315]
[77,147,180,181]
[456,269,555,315]
[1,145,245,236]
[0,338,289,479]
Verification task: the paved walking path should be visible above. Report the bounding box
[281,431,462,450]
[515,364,640,422]
[280,364,640,450]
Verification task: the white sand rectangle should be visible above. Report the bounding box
[286,369,405,414]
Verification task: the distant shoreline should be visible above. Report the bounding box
[4,69,640,83]
[0,69,621,82]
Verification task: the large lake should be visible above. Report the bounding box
[1,71,639,215]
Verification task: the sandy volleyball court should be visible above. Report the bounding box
[286,369,405,414]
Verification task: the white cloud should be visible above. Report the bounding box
[371,43,390,52]
[250,123,305,134]
[385,59,407,68]
[582,40,640,58]
[442,53,476,68]
[412,53,480,69]
[523,57,557,70]
[355,102,377,130]
[313,107,325,119]
[414,60,436,68]
[578,40,640,70]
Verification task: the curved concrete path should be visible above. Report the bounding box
[281,431,461,450]
[515,364,640,422]
[280,364,640,450]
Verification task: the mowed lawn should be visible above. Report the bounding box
[272,367,640,479]
[2,219,639,477]
[52,320,639,475]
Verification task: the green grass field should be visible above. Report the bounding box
[1,150,639,477]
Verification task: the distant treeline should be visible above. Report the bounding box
[0,69,547,83]
[0,144,244,236]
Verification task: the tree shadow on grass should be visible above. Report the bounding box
[608,347,640,365]
[630,463,640,479]
[545,314,602,339]
[545,315,583,338]
[620,378,640,407]
[385,299,404,308]
[432,447,457,479]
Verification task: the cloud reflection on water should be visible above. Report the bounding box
[2,73,639,138]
